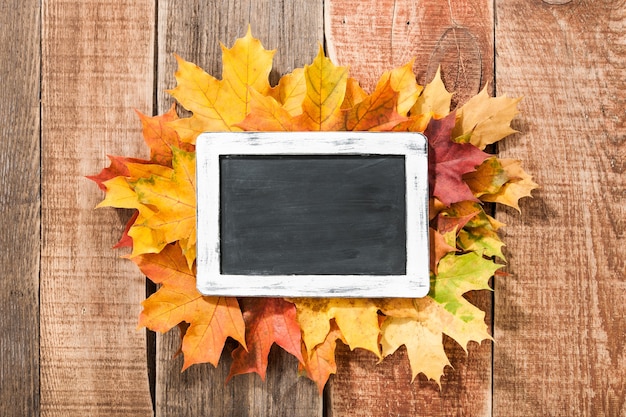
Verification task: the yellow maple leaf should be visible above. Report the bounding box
[131,148,196,265]
[267,67,306,116]
[294,46,348,130]
[480,158,538,211]
[411,67,453,120]
[376,249,500,384]
[291,298,381,358]
[167,27,275,141]
[96,169,168,255]
[97,176,149,212]
[452,85,522,149]
[236,89,294,131]
[380,296,491,385]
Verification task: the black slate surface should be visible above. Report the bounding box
[219,156,406,275]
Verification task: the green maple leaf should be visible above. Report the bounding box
[431,251,502,321]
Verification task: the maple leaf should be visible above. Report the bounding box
[267,67,306,116]
[293,46,348,130]
[96,176,150,212]
[456,205,506,260]
[344,79,407,131]
[410,67,453,120]
[431,251,502,319]
[292,298,381,358]
[342,77,368,109]
[380,314,450,384]
[458,225,505,261]
[375,59,422,116]
[236,89,294,131]
[167,27,275,141]
[378,251,500,385]
[228,298,304,381]
[299,321,345,394]
[480,158,538,211]
[131,148,196,265]
[379,296,491,385]
[435,200,482,234]
[452,85,522,149]
[426,112,490,206]
[430,228,456,274]
[463,157,510,198]
[134,243,246,369]
[136,104,193,166]
[87,155,148,191]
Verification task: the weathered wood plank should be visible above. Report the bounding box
[41,1,155,415]
[325,0,494,104]
[156,1,323,416]
[494,0,626,415]
[325,1,494,416]
[0,1,41,415]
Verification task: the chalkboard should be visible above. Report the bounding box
[196,132,429,298]
[220,156,406,275]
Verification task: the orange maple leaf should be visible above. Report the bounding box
[342,77,368,109]
[375,59,422,116]
[228,298,304,381]
[298,321,345,394]
[133,243,246,369]
[463,157,510,198]
[429,227,456,274]
[136,103,193,166]
[344,79,407,131]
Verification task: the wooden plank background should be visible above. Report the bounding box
[0,0,624,416]
[0,1,41,415]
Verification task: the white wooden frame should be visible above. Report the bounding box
[196,131,429,298]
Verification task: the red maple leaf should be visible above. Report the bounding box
[426,112,489,206]
[228,298,304,381]
[86,155,147,191]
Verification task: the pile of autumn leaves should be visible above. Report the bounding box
[89,30,537,392]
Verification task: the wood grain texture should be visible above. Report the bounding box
[41,1,154,415]
[156,2,323,415]
[494,0,626,415]
[0,1,41,415]
[158,338,321,417]
[325,0,494,105]
[325,1,494,416]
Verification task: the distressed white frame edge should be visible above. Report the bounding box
[196,131,429,298]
